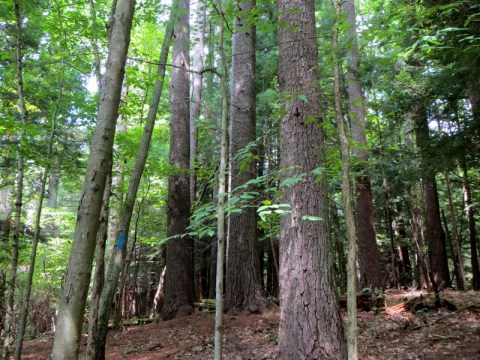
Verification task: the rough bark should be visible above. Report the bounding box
[277,0,347,358]
[162,0,195,321]
[2,2,27,357]
[413,103,450,288]
[344,0,383,290]
[50,1,136,358]
[225,0,270,315]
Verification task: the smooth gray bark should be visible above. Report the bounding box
[50,1,136,358]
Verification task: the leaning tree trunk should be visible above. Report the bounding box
[162,0,195,321]
[225,0,270,315]
[50,1,136,358]
[277,0,347,358]
[2,2,27,358]
[343,0,383,290]
[91,8,175,359]
[333,1,358,357]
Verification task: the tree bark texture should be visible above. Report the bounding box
[413,103,450,288]
[50,1,136,358]
[226,0,269,315]
[344,0,383,290]
[277,0,347,358]
[2,2,26,357]
[162,0,195,321]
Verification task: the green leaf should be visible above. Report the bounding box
[302,215,323,221]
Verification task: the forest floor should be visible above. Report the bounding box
[21,289,480,359]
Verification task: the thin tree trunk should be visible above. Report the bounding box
[214,1,229,357]
[190,0,206,205]
[343,0,383,290]
[14,74,62,359]
[85,172,112,359]
[162,0,195,320]
[333,2,357,356]
[462,159,480,290]
[444,172,467,290]
[277,0,347,357]
[50,1,136,358]
[2,2,27,357]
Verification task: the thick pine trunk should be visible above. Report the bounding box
[50,1,136,358]
[226,0,270,315]
[343,0,383,290]
[162,0,195,321]
[277,0,347,358]
[413,104,450,288]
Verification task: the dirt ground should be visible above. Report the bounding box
[20,290,480,359]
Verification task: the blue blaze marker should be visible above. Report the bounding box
[118,232,125,250]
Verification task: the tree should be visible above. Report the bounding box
[277,0,347,357]
[161,0,195,321]
[2,1,27,357]
[50,0,136,358]
[225,0,270,315]
[343,0,383,290]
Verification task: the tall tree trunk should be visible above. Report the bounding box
[190,0,206,301]
[50,1,136,358]
[462,159,480,290]
[413,103,450,288]
[225,0,270,315]
[162,0,195,321]
[277,0,347,358]
[190,0,206,205]
[343,0,383,290]
[2,2,27,357]
[91,8,174,358]
[332,1,358,356]
[214,1,228,357]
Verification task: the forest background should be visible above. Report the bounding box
[0,0,479,358]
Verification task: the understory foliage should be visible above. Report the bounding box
[0,0,479,357]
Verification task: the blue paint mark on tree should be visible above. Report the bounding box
[118,232,125,249]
